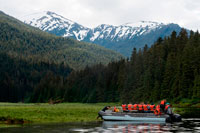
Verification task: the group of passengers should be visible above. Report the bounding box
[97,100,173,119]
[120,100,172,115]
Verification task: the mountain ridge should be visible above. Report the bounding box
[22,11,183,56]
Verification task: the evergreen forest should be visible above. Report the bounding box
[1,29,200,103]
[45,29,200,103]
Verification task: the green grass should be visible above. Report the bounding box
[171,98,200,108]
[0,103,117,123]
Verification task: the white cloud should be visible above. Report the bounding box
[0,0,199,31]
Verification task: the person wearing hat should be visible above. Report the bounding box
[165,103,172,115]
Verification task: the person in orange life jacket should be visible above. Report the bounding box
[97,106,111,119]
[121,104,127,112]
[133,104,138,110]
[150,103,155,112]
[165,103,172,115]
[138,103,143,113]
[128,104,132,111]
[143,104,149,113]
[154,104,161,115]
[164,103,174,121]
[160,99,166,112]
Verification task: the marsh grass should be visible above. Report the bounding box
[0,103,117,123]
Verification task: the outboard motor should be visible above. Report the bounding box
[172,114,182,122]
[165,107,182,122]
[165,116,172,123]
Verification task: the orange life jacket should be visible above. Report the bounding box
[160,100,166,105]
[122,104,127,111]
[165,105,170,110]
[150,105,155,111]
[154,105,161,115]
[154,109,159,115]
[128,104,132,110]
[138,104,143,111]
[143,104,148,111]
[133,104,138,110]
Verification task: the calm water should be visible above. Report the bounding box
[0,118,200,133]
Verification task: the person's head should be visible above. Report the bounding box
[107,106,111,109]
[166,103,170,106]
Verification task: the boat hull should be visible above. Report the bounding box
[103,115,166,122]
[99,111,172,122]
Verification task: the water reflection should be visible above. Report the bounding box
[0,118,200,132]
[102,121,165,132]
[100,119,200,133]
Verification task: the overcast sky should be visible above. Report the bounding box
[0,0,200,31]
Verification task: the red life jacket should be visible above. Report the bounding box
[133,104,138,110]
[154,105,161,115]
[160,100,166,105]
[128,104,132,110]
[122,104,127,111]
[143,104,148,111]
[138,104,143,111]
[165,105,170,110]
[150,105,155,111]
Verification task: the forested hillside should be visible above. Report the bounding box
[0,53,72,102]
[30,29,200,103]
[0,11,123,70]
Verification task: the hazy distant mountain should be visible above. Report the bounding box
[22,11,183,56]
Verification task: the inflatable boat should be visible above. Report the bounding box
[98,110,181,123]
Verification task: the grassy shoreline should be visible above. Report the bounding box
[0,102,199,124]
[0,103,119,124]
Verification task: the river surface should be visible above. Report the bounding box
[0,118,200,133]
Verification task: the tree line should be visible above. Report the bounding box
[0,29,200,103]
[30,29,200,103]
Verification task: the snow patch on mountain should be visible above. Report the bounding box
[123,21,161,28]
[90,31,100,41]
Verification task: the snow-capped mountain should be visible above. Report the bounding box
[22,11,89,41]
[87,21,164,42]
[21,11,182,56]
